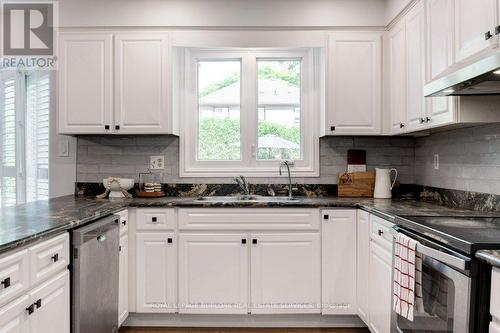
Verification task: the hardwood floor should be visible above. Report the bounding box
[119,328,369,333]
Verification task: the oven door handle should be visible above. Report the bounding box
[391,227,470,271]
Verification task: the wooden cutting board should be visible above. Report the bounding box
[338,171,375,197]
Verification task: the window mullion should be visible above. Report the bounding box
[242,52,257,169]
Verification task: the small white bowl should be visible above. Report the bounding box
[103,177,134,198]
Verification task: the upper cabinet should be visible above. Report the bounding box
[454,0,498,63]
[324,32,382,136]
[426,0,454,81]
[114,33,171,134]
[58,33,113,134]
[58,32,176,135]
[388,21,407,134]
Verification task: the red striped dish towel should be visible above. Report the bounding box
[393,232,423,321]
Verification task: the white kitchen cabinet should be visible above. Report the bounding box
[136,232,176,313]
[114,33,172,134]
[389,20,407,134]
[28,270,70,333]
[250,233,320,314]
[454,0,497,63]
[405,1,427,132]
[178,233,248,314]
[368,241,393,333]
[118,234,129,326]
[58,33,113,134]
[0,294,29,333]
[325,33,382,135]
[321,209,357,315]
[490,267,500,331]
[356,210,370,324]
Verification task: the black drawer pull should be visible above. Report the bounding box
[330,126,335,131]
[167,238,173,244]
[35,299,42,309]
[115,125,120,130]
[378,229,384,236]
[323,214,329,220]
[151,217,157,222]
[51,253,59,262]
[122,220,127,226]
[26,304,34,315]
[486,31,493,40]
[252,239,258,244]
[1,277,10,288]
[399,123,405,129]
[241,239,246,244]
[104,125,110,130]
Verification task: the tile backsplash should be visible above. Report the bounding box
[76,136,415,184]
[415,123,500,195]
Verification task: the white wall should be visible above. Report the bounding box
[59,0,388,28]
[49,71,77,198]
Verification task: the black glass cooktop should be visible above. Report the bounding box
[395,216,500,255]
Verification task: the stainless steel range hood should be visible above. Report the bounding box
[424,53,500,97]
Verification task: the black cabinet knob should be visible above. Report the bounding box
[26,304,34,315]
[323,214,329,220]
[486,31,493,40]
[419,118,425,124]
[119,245,122,252]
[167,238,173,244]
[152,217,157,222]
[496,26,500,35]
[399,123,405,129]
[425,117,431,123]
[35,299,42,309]
[241,239,246,244]
[122,220,127,226]
[252,239,258,244]
[104,125,110,130]
[1,277,10,288]
[378,229,384,236]
[330,126,335,132]
[115,125,120,130]
[51,253,59,262]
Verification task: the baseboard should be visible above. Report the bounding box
[123,313,366,328]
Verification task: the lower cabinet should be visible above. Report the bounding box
[0,270,69,333]
[136,232,177,313]
[490,267,500,332]
[178,233,249,314]
[118,234,129,325]
[356,210,370,323]
[250,233,321,314]
[321,209,357,315]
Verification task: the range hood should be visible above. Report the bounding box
[424,52,500,97]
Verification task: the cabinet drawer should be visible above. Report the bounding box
[0,249,29,307]
[136,209,175,231]
[116,209,129,235]
[370,214,394,250]
[28,233,69,286]
[178,208,320,230]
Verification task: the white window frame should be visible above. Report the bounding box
[179,47,320,177]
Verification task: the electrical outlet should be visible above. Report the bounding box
[434,154,439,170]
[150,156,165,170]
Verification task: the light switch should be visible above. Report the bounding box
[58,140,69,157]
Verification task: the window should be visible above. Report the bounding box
[180,49,320,177]
[0,71,50,207]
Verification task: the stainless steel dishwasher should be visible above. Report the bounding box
[71,214,120,333]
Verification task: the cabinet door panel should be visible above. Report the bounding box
[28,270,70,333]
[327,33,382,135]
[406,2,427,132]
[114,33,170,134]
[251,233,320,314]
[454,0,497,63]
[356,210,370,324]
[389,21,407,134]
[368,241,393,333]
[0,295,29,333]
[321,210,357,315]
[178,233,248,314]
[58,33,112,134]
[426,0,454,81]
[136,233,176,313]
[118,234,129,326]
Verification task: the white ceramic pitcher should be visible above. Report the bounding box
[374,168,398,199]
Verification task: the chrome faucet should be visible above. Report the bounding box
[233,175,250,196]
[279,160,294,199]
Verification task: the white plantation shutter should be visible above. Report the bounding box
[26,72,50,202]
[0,71,18,207]
[0,70,50,207]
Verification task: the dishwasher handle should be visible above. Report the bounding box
[72,214,120,247]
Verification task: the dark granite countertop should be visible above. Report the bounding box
[476,250,500,268]
[1,194,499,255]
